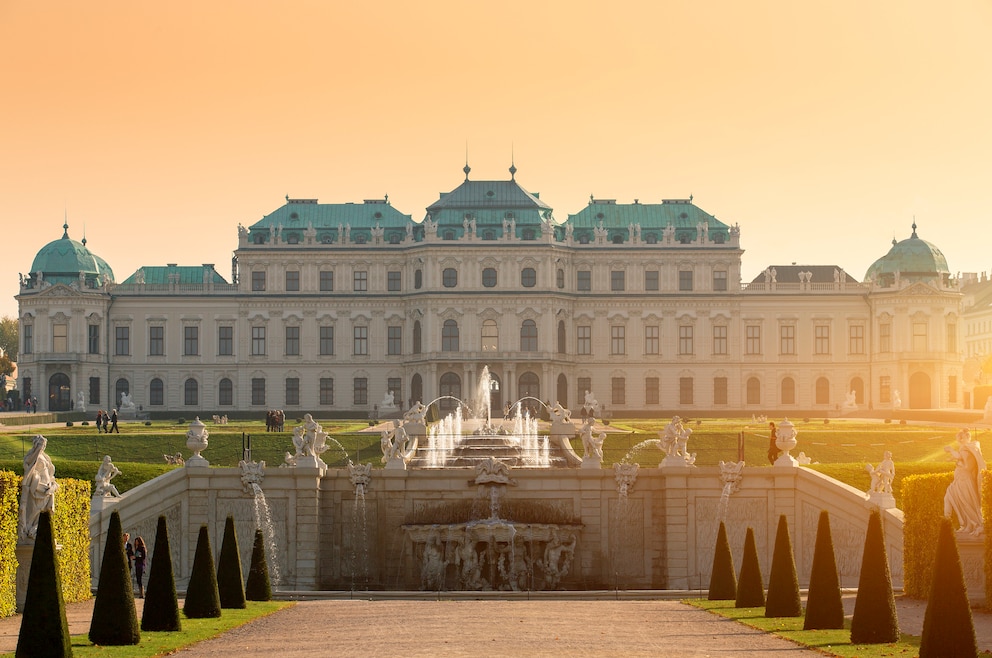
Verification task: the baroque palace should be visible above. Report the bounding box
[15,165,968,415]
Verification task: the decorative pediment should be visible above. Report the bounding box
[902,282,939,296]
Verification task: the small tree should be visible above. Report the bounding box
[183,525,221,619]
[217,516,246,609]
[765,514,802,617]
[16,511,72,657]
[141,516,181,632]
[245,528,272,601]
[919,517,977,657]
[804,510,845,630]
[708,521,737,600]
[89,510,140,646]
[850,508,899,644]
[735,527,765,608]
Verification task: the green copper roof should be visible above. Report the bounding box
[425,175,554,240]
[864,224,950,284]
[30,224,115,284]
[247,197,413,244]
[120,264,228,285]
[565,198,731,244]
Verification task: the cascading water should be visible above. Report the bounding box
[250,483,282,586]
[347,461,372,590]
[426,406,463,467]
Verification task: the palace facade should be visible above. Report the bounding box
[15,167,967,415]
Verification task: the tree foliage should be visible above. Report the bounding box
[850,508,899,644]
[919,517,977,657]
[0,316,17,364]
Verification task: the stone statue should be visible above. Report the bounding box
[580,416,604,461]
[94,455,122,497]
[866,451,895,494]
[892,390,902,410]
[843,390,858,411]
[404,401,428,425]
[120,391,135,410]
[380,390,397,411]
[76,391,86,413]
[541,530,577,590]
[582,390,599,416]
[286,414,330,470]
[944,429,986,535]
[380,420,409,464]
[164,452,184,465]
[19,435,59,540]
[658,416,693,466]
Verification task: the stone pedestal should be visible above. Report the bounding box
[15,542,33,612]
[581,455,602,469]
[867,491,896,509]
[90,494,120,514]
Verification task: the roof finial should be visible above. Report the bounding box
[82,222,87,246]
[911,217,918,238]
[62,207,69,239]
[464,142,471,181]
[509,143,516,180]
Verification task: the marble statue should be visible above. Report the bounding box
[580,416,604,462]
[76,391,86,413]
[944,428,986,535]
[541,530,577,590]
[119,391,135,410]
[380,420,410,464]
[866,451,895,494]
[892,390,902,410]
[164,452,184,465]
[94,455,122,497]
[19,435,59,540]
[582,390,599,416]
[797,451,812,465]
[380,390,398,411]
[658,416,693,466]
[286,414,330,470]
[843,390,858,411]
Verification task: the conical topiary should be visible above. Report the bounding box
[245,528,272,602]
[850,508,899,644]
[804,510,845,630]
[183,525,221,619]
[89,509,140,646]
[765,514,802,617]
[141,516,181,632]
[16,511,72,657]
[708,521,737,600]
[217,516,246,609]
[919,517,977,657]
[735,527,765,608]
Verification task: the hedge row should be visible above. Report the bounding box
[902,472,954,598]
[983,470,992,609]
[0,472,19,617]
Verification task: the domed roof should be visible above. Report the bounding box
[30,223,115,285]
[864,223,949,286]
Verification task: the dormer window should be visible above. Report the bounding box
[389,233,401,244]
[354,234,367,244]
[522,229,536,240]
[253,233,265,244]
[286,233,299,244]
[443,230,455,240]
[645,233,658,244]
[612,234,624,244]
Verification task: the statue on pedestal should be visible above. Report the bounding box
[94,455,122,497]
[944,429,986,535]
[19,436,59,540]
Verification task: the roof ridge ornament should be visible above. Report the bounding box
[509,144,516,180]
[911,218,918,238]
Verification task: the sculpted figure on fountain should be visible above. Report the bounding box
[380,420,416,469]
[580,416,605,469]
[541,530,577,590]
[658,416,694,467]
[866,450,896,509]
[285,413,329,472]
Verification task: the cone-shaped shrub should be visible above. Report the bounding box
[141,516,181,632]
[919,517,977,657]
[245,528,272,601]
[183,525,221,619]
[850,508,899,644]
[708,521,737,600]
[765,514,802,617]
[89,509,140,646]
[804,510,845,630]
[217,516,246,609]
[16,511,72,657]
[735,527,765,608]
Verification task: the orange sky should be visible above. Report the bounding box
[2,1,991,320]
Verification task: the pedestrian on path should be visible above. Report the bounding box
[133,536,147,598]
[110,409,119,433]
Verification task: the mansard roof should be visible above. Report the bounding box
[120,264,229,285]
[566,198,732,244]
[748,265,858,285]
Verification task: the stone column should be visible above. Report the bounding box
[292,467,323,590]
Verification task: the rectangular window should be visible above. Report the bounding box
[644,270,659,291]
[679,325,693,355]
[285,270,300,291]
[577,377,591,408]
[319,270,334,291]
[320,326,334,355]
[251,326,266,355]
[251,378,265,405]
[611,377,625,405]
[780,325,796,355]
[184,326,199,356]
[114,326,129,355]
[285,378,300,406]
[577,270,591,291]
[149,326,164,356]
[387,326,402,355]
[880,375,891,404]
[645,377,659,405]
[251,270,266,291]
[611,270,625,292]
[879,323,891,353]
[713,270,728,292]
[745,325,761,355]
[285,326,300,356]
[610,326,625,355]
[645,326,659,355]
[319,378,334,405]
[87,325,100,354]
[577,326,592,355]
[354,326,368,355]
[89,377,101,405]
[913,322,928,351]
[713,325,727,355]
[387,377,402,407]
[679,377,694,405]
[949,375,958,404]
[849,325,865,355]
[52,323,68,353]
[218,326,233,356]
[714,377,728,405]
[679,270,693,291]
[23,325,32,354]
[387,271,401,292]
[948,324,957,353]
[814,325,830,354]
[354,377,368,405]
[353,270,368,292]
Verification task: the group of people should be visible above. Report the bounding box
[123,532,147,598]
[95,409,119,433]
[265,409,285,432]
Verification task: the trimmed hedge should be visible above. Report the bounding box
[765,515,802,617]
[141,516,181,632]
[902,472,953,598]
[920,517,977,657]
[217,516,246,609]
[707,521,737,600]
[245,529,272,602]
[735,527,765,608]
[850,508,899,644]
[804,510,844,630]
[0,472,18,617]
[16,511,72,657]
[89,509,140,646]
[184,525,221,619]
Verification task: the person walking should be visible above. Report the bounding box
[95,410,103,432]
[133,536,147,598]
[124,532,134,572]
[766,421,780,464]
[110,408,119,433]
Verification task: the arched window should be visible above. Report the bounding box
[482,268,497,287]
[850,377,865,404]
[150,378,164,406]
[115,378,130,408]
[184,378,199,406]
[520,320,538,352]
[521,267,537,287]
[439,372,461,416]
[746,377,761,405]
[482,319,498,352]
[518,372,540,401]
[411,373,423,406]
[413,321,422,354]
[48,373,70,411]
[781,377,796,405]
[557,320,566,354]
[815,377,830,405]
[442,268,458,288]
[442,319,459,352]
[556,269,565,289]
[556,373,568,408]
[219,378,233,406]
[443,230,455,240]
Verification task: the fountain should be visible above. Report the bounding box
[239,459,281,587]
[347,461,372,589]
